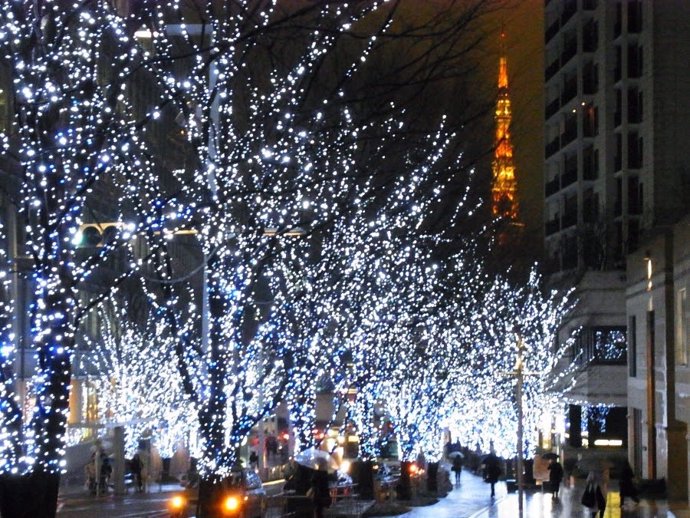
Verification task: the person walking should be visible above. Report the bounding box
[581,470,607,518]
[484,454,502,498]
[131,453,143,493]
[619,461,640,507]
[547,458,564,499]
[451,455,463,485]
[84,458,97,495]
[309,469,331,518]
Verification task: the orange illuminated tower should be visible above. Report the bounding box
[491,31,519,222]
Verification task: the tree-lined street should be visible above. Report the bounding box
[53,470,680,518]
[0,1,582,517]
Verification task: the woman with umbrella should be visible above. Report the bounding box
[449,452,463,485]
[292,449,336,518]
[545,455,564,499]
[309,464,331,518]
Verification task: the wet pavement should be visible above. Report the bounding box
[55,469,687,518]
[401,471,680,518]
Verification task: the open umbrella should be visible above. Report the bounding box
[293,448,339,472]
[448,451,464,459]
[542,452,559,461]
[577,457,613,473]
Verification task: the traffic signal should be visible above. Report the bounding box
[72,222,122,247]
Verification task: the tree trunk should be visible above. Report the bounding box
[352,460,374,499]
[396,461,411,500]
[426,462,438,493]
[197,476,233,518]
[0,470,60,518]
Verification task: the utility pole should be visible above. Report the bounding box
[515,336,525,518]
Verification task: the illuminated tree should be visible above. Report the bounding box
[136,4,500,513]
[448,269,575,458]
[0,2,186,515]
[76,298,197,456]
[0,0,505,515]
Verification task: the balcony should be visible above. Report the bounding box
[561,39,577,66]
[545,218,560,236]
[562,209,577,229]
[546,20,560,43]
[583,160,598,181]
[583,25,598,53]
[561,167,577,188]
[561,121,577,148]
[545,177,560,197]
[561,79,577,105]
[614,155,622,172]
[629,154,642,169]
[628,106,642,124]
[561,2,577,26]
[545,137,560,158]
[545,98,560,119]
[629,13,642,33]
[583,74,598,95]
[545,59,560,82]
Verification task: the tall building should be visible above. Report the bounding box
[491,32,519,223]
[544,0,690,500]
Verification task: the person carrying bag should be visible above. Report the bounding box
[581,470,607,518]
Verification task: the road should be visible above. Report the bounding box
[56,471,681,518]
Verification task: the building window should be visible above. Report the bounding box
[677,288,688,365]
[628,316,637,377]
[628,0,643,33]
[577,326,628,365]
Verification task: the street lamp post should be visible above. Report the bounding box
[499,330,538,518]
[515,338,525,518]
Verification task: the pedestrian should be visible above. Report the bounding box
[131,453,143,493]
[309,468,331,518]
[451,455,463,485]
[581,470,607,518]
[84,458,97,495]
[249,451,259,469]
[99,455,112,494]
[547,458,564,499]
[483,453,502,498]
[619,461,639,507]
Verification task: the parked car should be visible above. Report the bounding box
[168,468,266,518]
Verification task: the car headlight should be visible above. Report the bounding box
[169,494,186,510]
[223,495,242,514]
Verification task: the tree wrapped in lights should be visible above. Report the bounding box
[135,0,499,507]
[0,2,192,514]
[449,268,575,458]
[76,298,197,457]
[0,0,504,515]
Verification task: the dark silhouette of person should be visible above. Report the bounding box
[484,454,501,498]
[547,458,564,499]
[451,455,463,484]
[310,469,331,518]
[131,453,143,493]
[582,470,607,518]
[619,462,639,507]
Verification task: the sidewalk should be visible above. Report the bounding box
[57,481,181,517]
[54,469,688,518]
[467,476,681,518]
